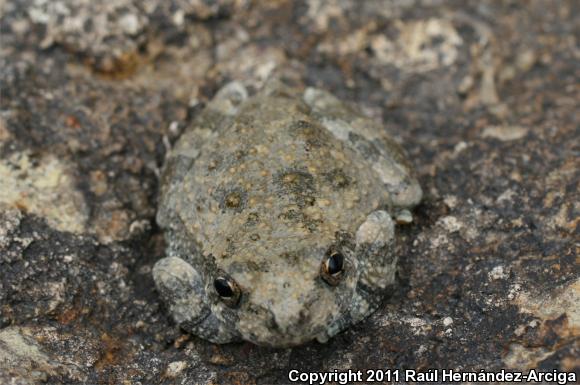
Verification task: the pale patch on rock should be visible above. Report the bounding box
[26,0,146,53]
[489,265,509,280]
[443,195,459,209]
[0,327,57,382]
[497,188,516,204]
[437,215,463,233]
[0,151,88,233]
[504,343,551,370]
[404,317,431,335]
[0,204,22,250]
[44,280,67,313]
[452,141,469,155]
[429,233,449,249]
[506,279,579,369]
[514,278,579,329]
[482,125,529,141]
[305,0,349,32]
[370,18,463,72]
[165,361,188,378]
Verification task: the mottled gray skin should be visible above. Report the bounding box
[153,80,422,347]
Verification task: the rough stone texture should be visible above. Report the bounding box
[0,0,578,384]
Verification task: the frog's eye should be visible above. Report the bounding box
[320,250,345,286]
[214,275,241,306]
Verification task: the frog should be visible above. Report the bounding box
[153,79,422,347]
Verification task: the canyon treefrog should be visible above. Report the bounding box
[153,80,422,347]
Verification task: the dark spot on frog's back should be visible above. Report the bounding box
[225,192,242,208]
[235,113,253,127]
[288,120,314,135]
[324,168,351,189]
[280,251,301,266]
[278,207,321,232]
[217,187,247,213]
[274,169,318,207]
[274,169,315,195]
[233,149,247,160]
[288,120,324,148]
[246,212,260,225]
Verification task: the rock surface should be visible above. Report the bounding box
[1,0,578,383]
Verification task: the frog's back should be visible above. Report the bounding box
[158,84,421,270]
[168,92,386,264]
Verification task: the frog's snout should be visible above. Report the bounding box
[268,298,314,334]
[238,274,344,346]
[246,298,322,346]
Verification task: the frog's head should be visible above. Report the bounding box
[204,210,397,347]
[209,243,357,346]
[153,210,396,347]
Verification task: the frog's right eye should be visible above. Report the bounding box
[214,275,241,307]
[320,249,345,286]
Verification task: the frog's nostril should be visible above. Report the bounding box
[267,297,316,334]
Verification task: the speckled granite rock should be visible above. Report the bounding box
[1,0,578,384]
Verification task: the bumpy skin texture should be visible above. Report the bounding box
[153,81,422,347]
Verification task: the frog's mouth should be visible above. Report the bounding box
[242,321,337,348]
[233,281,358,348]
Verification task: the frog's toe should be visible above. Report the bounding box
[153,257,208,324]
[388,178,423,210]
[394,209,414,225]
[315,333,330,344]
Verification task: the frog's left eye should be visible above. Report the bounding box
[320,250,345,286]
[214,275,241,307]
